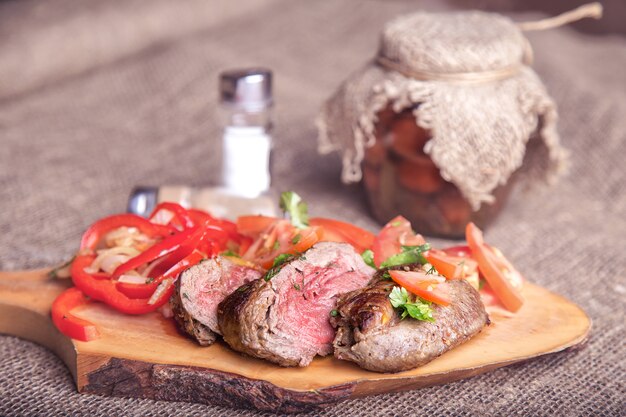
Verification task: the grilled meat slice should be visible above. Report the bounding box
[332,277,489,372]
[218,242,374,367]
[170,256,262,346]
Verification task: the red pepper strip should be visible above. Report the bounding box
[147,250,206,306]
[149,202,195,230]
[80,214,172,251]
[72,254,168,314]
[186,209,214,226]
[51,287,100,341]
[117,250,206,303]
[111,227,199,279]
[116,280,157,299]
[114,227,221,299]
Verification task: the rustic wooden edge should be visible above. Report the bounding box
[76,326,590,414]
[79,355,355,413]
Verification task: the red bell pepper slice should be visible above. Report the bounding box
[111,226,200,279]
[80,214,172,251]
[149,202,195,231]
[147,250,206,305]
[72,254,169,314]
[51,287,100,341]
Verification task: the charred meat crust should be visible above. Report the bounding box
[332,278,490,373]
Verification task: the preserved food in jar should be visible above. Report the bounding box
[363,106,516,238]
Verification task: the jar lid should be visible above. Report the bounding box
[378,11,527,75]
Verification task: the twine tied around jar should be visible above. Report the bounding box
[317,4,603,210]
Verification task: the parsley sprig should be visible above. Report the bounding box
[361,249,376,268]
[380,243,431,268]
[389,286,434,322]
[279,191,309,229]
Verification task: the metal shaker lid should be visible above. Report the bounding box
[127,186,158,217]
[219,68,272,111]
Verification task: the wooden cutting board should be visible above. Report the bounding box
[0,268,590,413]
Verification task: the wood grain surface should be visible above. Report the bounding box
[0,269,591,413]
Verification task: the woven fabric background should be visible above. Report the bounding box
[0,0,624,415]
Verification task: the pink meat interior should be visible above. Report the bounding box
[180,257,262,334]
[268,243,373,356]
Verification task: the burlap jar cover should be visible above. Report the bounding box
[318,4,602,211]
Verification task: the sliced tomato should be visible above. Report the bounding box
[236,215,279,238]
[309,217,374,253]
[389,270,451,306]
[425,249,478,280]
[51,287,99,341]
[466,223,524,312]
[372,216,426,267]
[442,245,472,258]
[242,220,322,269]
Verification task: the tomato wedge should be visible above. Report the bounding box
[465,223,524,312]
[241,220,322,269]
[372,216,426,267]
[236,215,279,237]
[51,287,99,341]
[389,270,451,306]
[425,249,478,280]
[309,217,374,253]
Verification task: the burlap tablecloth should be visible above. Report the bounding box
[0,0,624,415]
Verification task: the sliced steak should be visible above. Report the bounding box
[218,242,375,367]
[170,256,263,346]
[332,275,489,373]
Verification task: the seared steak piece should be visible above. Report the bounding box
[218,242,374,367]
[332,277,489,373]
[170,256,263,346]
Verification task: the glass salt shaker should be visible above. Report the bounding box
[128,68,277,219]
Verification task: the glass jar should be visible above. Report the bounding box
[362,105,516,238]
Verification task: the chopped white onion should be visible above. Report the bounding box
[159,303,174,318]
[148,278,173,305]
[90,246,141,274]
[104,226,153,250]
[117,274,149,285]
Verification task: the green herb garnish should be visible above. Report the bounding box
[292,234,302,244]
[425,264,438,275]
[264,253,296,281]
[293,283,301,291]
[361,249,376,269]
[272,241,280,251]
[380,243,431,268]
[330,309,339,317]
[279,191,309,229]
[389,286,434,322]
